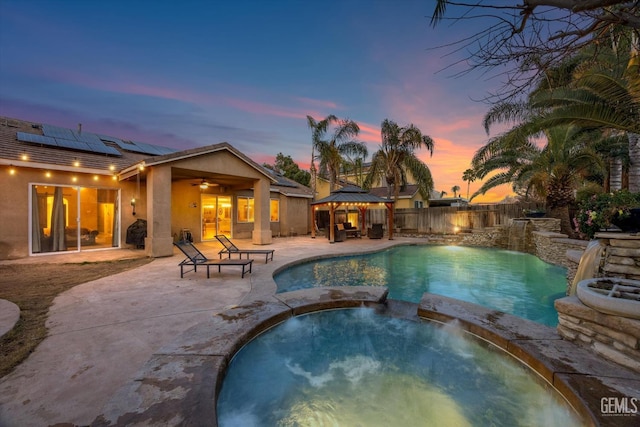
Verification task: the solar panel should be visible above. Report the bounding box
[97,132,176,156]
[155,146,176,155]
[42,124,75,140]
[72,131,103,145]
[17,132,58,146]
[56,139,91,151]
[132,141,163,155]
[111,141,150,154]
[98,134,126,145]
[23,124,172,157]
[85,143,121,156]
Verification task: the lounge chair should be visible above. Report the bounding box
[174,241,253,278]
[215,235,275,263]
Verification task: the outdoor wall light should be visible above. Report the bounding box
[131,198,136,216]
[9,166,16,175]
[21,154,28,161]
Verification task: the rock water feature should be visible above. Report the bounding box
[556,233,640,372]
[507,218,529,252]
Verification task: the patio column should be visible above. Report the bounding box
[311,205,317,238]
[145,165,174,257]
[252,178,272,245]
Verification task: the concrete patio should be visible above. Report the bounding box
[0,236,638,426]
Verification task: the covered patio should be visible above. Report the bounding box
[310,186,395,242]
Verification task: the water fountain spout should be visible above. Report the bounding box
[569,240,605,296]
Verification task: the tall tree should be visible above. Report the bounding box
[462,168,476,199]
[430,1,640,101]
[307,115,367,192]
[263,153,311,187]
[471,123,604,235]
[306,115,335,196]
[477,38,640,193]
[363,119,435,203]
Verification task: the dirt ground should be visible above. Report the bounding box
[0,258,152,378]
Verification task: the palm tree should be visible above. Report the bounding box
[307,115,334,196]
[440,190,447,198]
[451,185,460,198]
[307,115,367,192]
[462,168,476,199]
[471,124,604,234]
[363,119,435,203]
[533,52,640,192]
[486,40,640,192]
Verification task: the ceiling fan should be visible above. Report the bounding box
[192,179,215,189]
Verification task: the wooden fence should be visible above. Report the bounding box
[364,203,544,234]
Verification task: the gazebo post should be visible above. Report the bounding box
[311,205,316,238]
[329,203,335,243]
[386,202,394,240]
[358,206,367,235]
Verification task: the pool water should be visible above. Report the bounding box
[274,245,567,326]
[217,309,581,426]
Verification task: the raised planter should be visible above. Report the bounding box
[524,211,545,218]
[576,277,640,320]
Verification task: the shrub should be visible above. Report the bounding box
[574,190,640,239]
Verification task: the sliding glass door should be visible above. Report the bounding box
[201,195,231,240]
[31,184,120,254]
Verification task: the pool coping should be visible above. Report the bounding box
[93,286,639,427]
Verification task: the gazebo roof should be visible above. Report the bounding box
[311,185,394,205]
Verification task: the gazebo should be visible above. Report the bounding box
[310,186,395,242]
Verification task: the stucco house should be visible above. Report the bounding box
[0,117,312,260]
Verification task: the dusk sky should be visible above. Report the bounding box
[0,0,515,202]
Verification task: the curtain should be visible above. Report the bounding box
[50,187,66,251]
[31,187,42,253]
[112,192,119,247]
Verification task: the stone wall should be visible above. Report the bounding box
[555,296,640,373]
[596,233,640,281]
[533,232,589,270]
[460,227,507,248]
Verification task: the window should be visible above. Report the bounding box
[238,197,279,223]
[237,197,254,222]
[270,199,279,222]
[414,201,424,208]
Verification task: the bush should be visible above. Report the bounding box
[574,190,640,239]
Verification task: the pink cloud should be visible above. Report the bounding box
[294,97,341,110]
[223,98,312,120]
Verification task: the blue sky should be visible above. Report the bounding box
[0,0,512,201]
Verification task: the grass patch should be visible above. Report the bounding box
[0,258,152,378]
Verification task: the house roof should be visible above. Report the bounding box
[264,168,313,198]
[0,116,312,198]
[0,117,157,174]
[120,142,277,184]
[311,185,393,205]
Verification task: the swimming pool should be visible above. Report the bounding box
[274,245,567,326]
[217,308,581,426]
